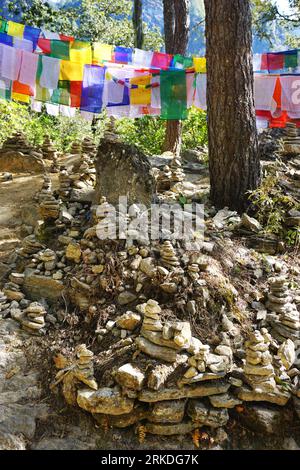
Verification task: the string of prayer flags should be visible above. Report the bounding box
[160,69,187,120]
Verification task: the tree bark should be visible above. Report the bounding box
[163,0,190,157]
[204,0,260,212]
[133,0,144,49]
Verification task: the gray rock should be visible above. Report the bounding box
[239,405,283,434]
[148,400,186,424]
[138,381,230,402]
[187,400,229,428]
[77,387,134,415]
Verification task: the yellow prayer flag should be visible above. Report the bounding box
[193,57,206,73]
[130,75,151,105]
[70,41,92,64]
[8,21,25,39]
[93,43,113,64]
[12,92,30,103]
[59,60,84,81]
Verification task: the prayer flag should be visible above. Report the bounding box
[193,57,206,73]
[59,60,84,81]
[7,21,25,39]
[93,43,113,64]
[130,75,151,105]
[160,69,187,120]
[70,41,92,64]
[50,40,70,60]
[151,51,172,70]
[80,65,105,113]
[114,46,132,64]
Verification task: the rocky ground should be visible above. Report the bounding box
[0,129,300,450]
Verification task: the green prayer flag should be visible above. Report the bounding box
[50,40,70,60]
[0,83,11,101]
[160,70,188,120]
[285,52,298,69]
[0,19,8,34]
[35,84,51,102]
[173,54,193,70]
[51,80,70,106]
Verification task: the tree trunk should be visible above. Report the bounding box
[133,0,144,49]
[204,0,260,212]
[163,0,190,157]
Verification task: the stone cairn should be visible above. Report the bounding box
[42,136,57,161]
[69,140,81,156]
[18,235,45,258]
[157,165,173,192]
[21,301,46,334]
[170,158,185,185]
[39,189,61,221]
[0,131,42,158]
[53,344,97,406]
[58,165,72,200]
[82,137,97,159]
[156,159,185,194]
[266,276,300,345]
[37,249,57,273]
[3,275,24,302]
[244,329,276,392]
[280,123,300,156]
[37,175,52,203]
[159,241,181,271]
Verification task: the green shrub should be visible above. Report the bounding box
[0,99,107,152]
[116,107,208,155]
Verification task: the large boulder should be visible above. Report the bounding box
[0,151,45,174]
[94,133,156,207]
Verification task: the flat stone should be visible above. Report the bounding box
[138,381,230,402]
[93,406,148,428]
[187,400,229,428]
[77,387,134,415]
[178,371,227,385]
[116,312,141,331]
[115,364,145,391]
[209,393,242,408]
[135,337,178,363]
[23,273,64,302]
[117,292,137,305]
[145,420,198,436]
[141,330,181,350]
[237,387,290,406]
[148,400,186,424]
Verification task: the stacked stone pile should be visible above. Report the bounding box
[37,175,52,203]
[40,191,61,220]
[238,329,290,405]
[82,137,97,159]
[266,276,300,344]
[159,241,181,271]
[21,301,46,334]
[0,132,42,158]
[58,166,72,200]
[18,235,45,258]
[42,136,57,161]
[69,141,81,156]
